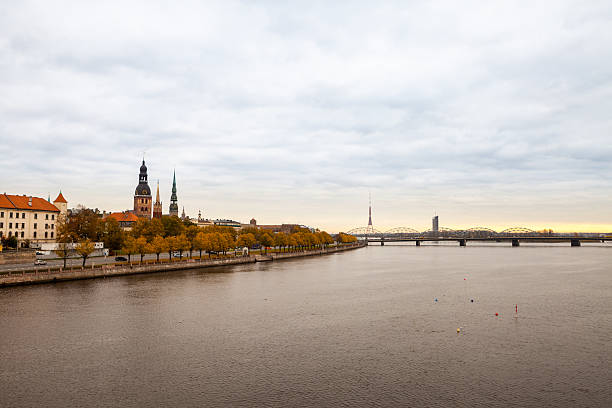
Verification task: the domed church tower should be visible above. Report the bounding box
[133,159,152,218]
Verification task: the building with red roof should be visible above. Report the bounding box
[105,211,139,230]
[0,192,67,246]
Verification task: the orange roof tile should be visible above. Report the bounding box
[106,212,139,223]
[54,191,67,203]
[1,194,59,212]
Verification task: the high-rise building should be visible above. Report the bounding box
[169,170,179,217]
[133,160,152,218]
[152,180,162,219]
[432,215,439,233]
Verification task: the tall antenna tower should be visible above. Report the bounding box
[368,192,373,227]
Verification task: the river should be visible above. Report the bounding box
[1,244,611,407]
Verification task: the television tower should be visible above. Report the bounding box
[368,193,373,227]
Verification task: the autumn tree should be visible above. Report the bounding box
[236,233,256,250]
[260,233,274,255]
[122,235,137,263]
[75,239,95,267]
[166,236,178,261]
[150,235,168,262]
[176,234,190,259]
[192,232,207,260]
[54,242,72,268]
[185,225,200,257]
[134,236,148,264]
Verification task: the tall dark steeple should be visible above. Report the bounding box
[368,193,373,227]
[169,170,179,217]
[134,159,152,218]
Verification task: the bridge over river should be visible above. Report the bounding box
[347,226,611,247]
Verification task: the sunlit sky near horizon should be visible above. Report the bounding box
[1,1,612,233]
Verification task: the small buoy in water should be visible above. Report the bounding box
[457,328,461,333]
[434,298,438,302]
[470,299,474,303]
[464,278,467,280]
[495,312,499,316]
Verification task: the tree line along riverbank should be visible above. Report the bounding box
[23,209,358,267]
[0,242,365,287]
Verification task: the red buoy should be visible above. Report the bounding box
[495,312,499,316]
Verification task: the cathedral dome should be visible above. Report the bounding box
[135,184,150,196]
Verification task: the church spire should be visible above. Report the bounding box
[153,179,162,219]
[169,169,179,217]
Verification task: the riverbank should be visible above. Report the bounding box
[0,243,365,287]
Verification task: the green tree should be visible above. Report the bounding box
[150,235,168,262]
[75,239,95,267]
[99,217,124,251]
[161,215,185,237]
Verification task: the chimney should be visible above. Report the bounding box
[28,196,32,206]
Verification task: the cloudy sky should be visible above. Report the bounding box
[1,1,611,232]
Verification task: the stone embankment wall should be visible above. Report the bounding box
[0,243,364,287]
[0,249,36,265]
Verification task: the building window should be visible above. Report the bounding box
[51,232,54,238]
[8,231,11,237]
[21,232,24,238]
[0,231,2,238]
[0,222,2,228]
[34,214,37,219]
[51,214,54,220]
[9,223,12,228]
[22,213,25,218]
[21,223,24,229]
[9,212,13,218]
[0,211,3,217]
[45,224,48,229]
[15,213,19,219]
[14,223,18,229]
[51,224,54,229]
[33,232,36,238]
[34,223,37,229]
[45,214,49,220]
[45,232,48,238]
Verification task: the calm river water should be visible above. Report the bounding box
[1,244,611,407]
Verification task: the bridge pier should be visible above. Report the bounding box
[459,239,466,247]
[415,241,421,246]
[380,238,384,246]
[512,239,520,247]
[571,239,581,247]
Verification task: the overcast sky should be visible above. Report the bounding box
[1,1,612,232]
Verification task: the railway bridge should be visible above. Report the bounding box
[346,226,611,247]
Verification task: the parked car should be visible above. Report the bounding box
[34,259,47,265]
[36,251,45,256]
[115,256,128,262]
[172,251,181,257]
